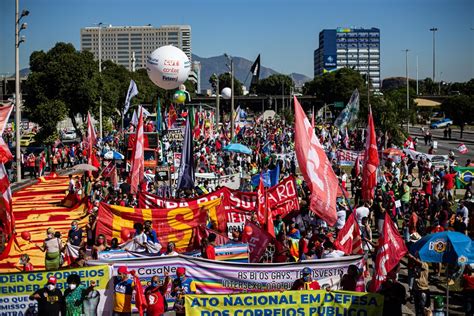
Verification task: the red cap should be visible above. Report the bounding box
[176,267,186,276]
[117,266,129,275]
[47,276,57,285]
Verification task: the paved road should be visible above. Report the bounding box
[410,124,473,166]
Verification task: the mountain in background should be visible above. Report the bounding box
[192,54,311,91]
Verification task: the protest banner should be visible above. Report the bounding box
[0,265,113,315]
[195,172,241,190]
[403,149,449,167]
[336,149,364,166]
[166,128,184,141]
[185,290,384,316]
[97,243,249,263]
[89,254,364,295]
[138,176,300,228]
[95,199,222,251]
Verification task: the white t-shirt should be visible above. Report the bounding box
[322,250,345,259]
[355,206,370,227]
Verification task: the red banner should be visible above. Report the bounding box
[138,176,300,227]
[95,199,221,251]
[242,222,272,263]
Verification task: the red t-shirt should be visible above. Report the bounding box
[205,245,216,260]
[443,173,456,190]
[463,274,474,291]
[145,288,166,315]
[23,263,34,272]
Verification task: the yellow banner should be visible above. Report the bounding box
[185,290,384,316]
[0,265,110,297]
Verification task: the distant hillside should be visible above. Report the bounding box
[193,54,311,91]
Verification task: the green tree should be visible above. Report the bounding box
[30,100,67,144]
[210,73,243,96]
[255,74,294,95]
[441,95,474,125]
[24,42,100,140]
[303,68,365,105]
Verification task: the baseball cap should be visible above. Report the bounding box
[47,276,57,285]
[117,266,129,275]
[176,267,186,276]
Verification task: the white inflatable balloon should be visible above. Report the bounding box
[221,87,232,100]
[146,45,191,90]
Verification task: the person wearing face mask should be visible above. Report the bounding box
[113,266,135,315]
[68,220,83,247]
[145,272,171,316]
[35,227,63,270]
[30,276,64,316]
[165,242,179,256]
[171,267,196,315]
[290,267,321,290]
[16,253,34,272]
[64,274,96,316]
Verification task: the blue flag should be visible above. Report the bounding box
[177,117,195,190]
[251,163,280,188]
[156,98,162,132]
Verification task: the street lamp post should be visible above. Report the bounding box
[15,0,29,182]
[97,22,104,139]
[404,49,410,133]
[430,28,438,85]
[224,54,234,140]
[213,74,220,127]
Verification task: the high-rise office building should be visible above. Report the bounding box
[314,27,380,90]
[80,25,191,71]
[189,61,201,93]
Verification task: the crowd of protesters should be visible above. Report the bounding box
[2,108,473,316]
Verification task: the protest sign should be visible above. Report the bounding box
[0,265,112,315]
[89,254,364,294]
[185,290,384,316]
[403,149,449,167]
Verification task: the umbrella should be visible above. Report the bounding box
[72,164,98,172]
[103,150,124,160]
[410,231,474,315]
[223,143,252,155]
[410,231,474,264]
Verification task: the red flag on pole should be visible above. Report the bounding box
[334,213,363,255]
[362,108,379,200]
[355,156,360,177]
[168,104,177,128]
[265,189,275,238]
[87,112,97,166]
[293,96,339,226]
[242,222,272,263]
[257,175,266,225]
[133,273,147,316]
[371,213,407,292]
[130,106,145,194]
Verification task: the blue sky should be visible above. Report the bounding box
[1,0,473,82]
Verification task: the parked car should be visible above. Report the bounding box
[430,118,453,129]
[61,130,77,140]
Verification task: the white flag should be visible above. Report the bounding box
[124,80,138,115]
[131,110,138,126]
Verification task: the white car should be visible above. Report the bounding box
[61,130,77,140]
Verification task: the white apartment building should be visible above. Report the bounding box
[80,25,191,71]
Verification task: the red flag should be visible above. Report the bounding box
[362,108,379,201]
[133,274,147,316]
[87,112,97,166]
[192,225,230,249]
[457,143,468,154]
[242,222,272,263]
[371,212,407,292]
[355,156,360,176]
[265,190,275,238]
[257,175,266,225]
[101,161,116,178]
[334,213,363,255]
[168,104,177,128]
[0,163,13,236]
[130,106,145,194]
[293,96,339,226]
